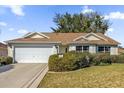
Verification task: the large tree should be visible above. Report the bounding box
[51,12,110,34]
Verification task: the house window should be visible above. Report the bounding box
[98,46,110,53]
[83,46,89,52]
[76,46,82,52]
[98,46,104,52]
[105,46,110,52]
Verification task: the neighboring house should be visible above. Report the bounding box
[0,42,7,56]
[118,47,124,54]
[5,32,120,63]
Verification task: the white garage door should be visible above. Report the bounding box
[15,46,53,63]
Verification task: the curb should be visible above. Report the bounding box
[22,64,48,88]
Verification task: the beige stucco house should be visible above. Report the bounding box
[0,42,7,57]
[5,32,120,63]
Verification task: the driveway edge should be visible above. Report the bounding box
[22,64,48,88]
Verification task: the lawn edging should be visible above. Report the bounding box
[22,64,48,88]
[39,63,124,88]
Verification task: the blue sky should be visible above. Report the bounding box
[0,5,124,47]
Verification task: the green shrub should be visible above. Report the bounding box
[110,55,118,63]
[49,52,79,72]
[92,53,112,65]
[48,52,92,72]
[116,54,124,63]
[48,52,115,72]
[48,54,60,71]
[60,52,79,71]
[0,56,6,63]
[75,52,91,67]
[91,53,124,64]
[5,57,13,64]
[110,54,124,63]
[0,56,13,65]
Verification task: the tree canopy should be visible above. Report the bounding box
[51,12,111,34]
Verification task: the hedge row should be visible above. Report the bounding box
[0,56,13,65]
[48,51,115,72]
[111,54,124,63]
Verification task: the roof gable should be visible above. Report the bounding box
[84,33,107,41]
[73,32,107,42]
[30,33,45,38]
[85,34,100,40]
[73,36,88,42]
[23,32,50,39]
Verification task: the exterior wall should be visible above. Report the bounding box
[89,45,96,54]
[110,46,118,55]
[69,45,76,51]
[59,45,69,54]
[52,46,58,54]
[59,46,65,53]
[8,43,119,62]
[68,44,119,55]
[8,45,13,57]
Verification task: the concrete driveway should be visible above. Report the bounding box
[0,63,48,88]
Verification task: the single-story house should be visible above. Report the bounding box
[118,47,124,54]
[5,32,120,63]
[0,42,7,57]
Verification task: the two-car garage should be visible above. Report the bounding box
[14,45,54,63]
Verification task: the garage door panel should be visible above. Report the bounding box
[15,46,53,63]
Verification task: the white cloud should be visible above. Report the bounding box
[0,21,7,26]
[17,29,28,34]
[8,28,14,31]
[108,28,114,32]
[105,28,114,36]
[81,6,94,14]
[5,5,25,16]
[104,12,124,20]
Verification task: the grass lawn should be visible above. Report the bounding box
[38,64,124,88]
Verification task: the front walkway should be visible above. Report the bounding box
[0,63,48,88]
